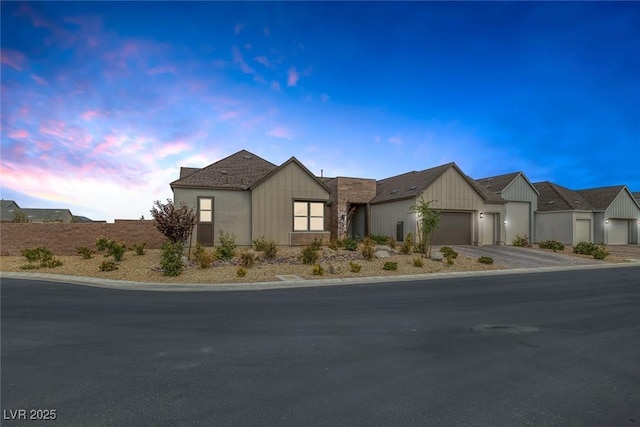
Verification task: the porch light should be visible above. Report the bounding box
[480,212,484,219]
[504,220,507,225]
[605,218,610,224]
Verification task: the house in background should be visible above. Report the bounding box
[171,150,331,246]
[0,200,78,223]
[0,200,21,222]
[474,172,539,245]
[576,185,640,245]
[369,163,504,245]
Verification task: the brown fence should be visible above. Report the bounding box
[0,220,166,256]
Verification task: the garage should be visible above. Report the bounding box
[482,213,495,245]
[575,219,591,243]
[432,212,472,245]
[506,202,530,244]
[608,219,629,244]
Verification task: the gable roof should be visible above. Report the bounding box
[475,171,540,196]
[468,177,507,204]
[575,185,632,211]
[370,162,490,204]
[0,200,20,221]
[533,181,594,212]
[21,208,73,222]
[249,157,332,193]
[171,149,278,190]
[633,191,640,203]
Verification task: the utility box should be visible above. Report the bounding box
[396,221,404,242]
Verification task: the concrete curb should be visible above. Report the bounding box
[2,261,639,292]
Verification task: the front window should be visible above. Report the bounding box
[294,201,324,231]
[199,198,212,222]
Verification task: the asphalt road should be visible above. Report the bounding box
[2,267,640,426]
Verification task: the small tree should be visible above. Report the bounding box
[150,199,197,244]
[12,208,28,223]
[409,197,441,258]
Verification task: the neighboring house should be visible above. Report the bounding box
[20,208,74,223]
[576,185,640,245]
[475,172,539,245]
[171,150,331,246]
[370,163,505,245]
[73,215,94,223]
[534,181,596,245]
[632,192,640,206]
[0,200,21,222]
[322,176,377,240]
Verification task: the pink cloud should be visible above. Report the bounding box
[39,121,66,139]
[267,126,293,140]
[231,46,254,74]
[234,23,245,35]
[81,110,101,121]
[1,49,27,71]
[254,56,272,68]
[148,64,177,75]
[287,67,299,87]
[157,141,190,158]
[9,130,29,139]
[220,111,238,120]
[31,74,47,85]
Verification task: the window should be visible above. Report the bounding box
[294,201,324,231]
[199,198,212,223]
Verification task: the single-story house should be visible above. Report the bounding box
[0,200,21,222]
[171,149,331,246]
[21,208,74,223]
[322,176,377,240]
[576,185,640,245]
[370,163,505,245]
[475,172,539,245]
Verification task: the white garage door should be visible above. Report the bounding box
[482,213,495,245]
[608,220,629,245]
[575,219,591,243]
[506,202,530,244]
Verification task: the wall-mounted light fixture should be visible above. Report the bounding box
[605,218,610,224]
[504,220,507,225]
[480,212,484,219]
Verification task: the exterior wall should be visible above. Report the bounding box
[251,161,330,246]
[535,211,574,244]
[423,168,485,211]
[481,203,506,245]
[605,190,640,219]
[0,220,165,256]
[593,212,605,244]
[173,188,252,246]
[334,177,377,204]
[573,212,594,245]
[501,174,538,241]
[505,202,531,245]
[329,177,377,239]
[370,198,416,241]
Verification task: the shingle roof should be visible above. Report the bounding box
[170,150,277,190]
[533,181,594,212]
[475,172,520,193]
[21,208,72,222]
[575,185,626,211]
[179,167,200,179]
[633,191,640,203]
[468,177,507,203]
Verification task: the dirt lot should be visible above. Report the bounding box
[0,244,632,285]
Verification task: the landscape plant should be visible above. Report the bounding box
[193,243,215,268]
[410,198,441,258]
[383,261,398,271]
[349,261,362,272]
[239,250,255,268]
[301,245,319,264]
[538,240,565,252]
[236,267,247,277]
[573,241,609,259]
[160,241,184,276]
[96,237,126,262]
[512,234,531,247]
[360,237,375,260]
[312,263,324,276]
[400,233,413,255]
[20,246,63,269]
[150,199,197,244]
[342,237,358,251]
[132,242,147,256]
[99,261,118,272]
[262,240,278,260]
[412,257,424,267]
[76,246,95,259]
[215,230,237,260]
[478,256,494,264]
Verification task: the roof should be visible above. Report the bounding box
[533,181,594,212]
[170,150,278,190]
[475,172,520,193]
[21,208,73,222]
[468,177,507,204]
[370,162,491,204]
[633,191,640,203]
[575,185,627,211]
[0,200,20,221]
[249,157,332,193]
[73,215,94,223]
[179,167,200,179]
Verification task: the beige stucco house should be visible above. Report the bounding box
[171,150,330,246]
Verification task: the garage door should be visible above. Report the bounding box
[608,220,629,245]
[482,213,495,245]
[432,212,472,245]
[575,219,591,243]
[506,202,530,244]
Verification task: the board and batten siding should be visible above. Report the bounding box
[501,174,538,243]
[251,161,330,245]
[424,167,485,211]
[605,189,640,219]
[370,198,416,241]
[173,188,252,246]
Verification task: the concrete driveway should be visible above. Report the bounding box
[441,245,609,269]
[605,245,640,261]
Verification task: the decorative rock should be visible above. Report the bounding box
[376,245,392,252]
[430,251,443,261]
[323,248,337,257]
[374,250,390,258]
[327,264,342,274]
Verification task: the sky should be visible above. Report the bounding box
[2,1,639,221]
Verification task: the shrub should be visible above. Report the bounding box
[512,234,531,247]
[349,261,362,273]
[96,237,126,262]
[20,246,63,268]
[312,263,324,276]
[412,257,424,267]
[343,237,358,251]
[478,256,494,264]
[360,237,375,260]
[132,242,147,256]
[414,242,426,254]
[329,239,340,251]
[76,246,95,259]
[573,241,598,255]
[539,240,565,252]
[445,256,454,265]
[383,261,398,271]
[440,247,458,259]
[193,243,215,268]
[215,230,236,260]
[400,233,413,255]
[99,260,118,272]
[592,246,610,260]
[236,267,247,277]
[150,199,197,244]
[263,240,278,260]
[160,241,184,276]
[387,237,397,249]
[310,237,323,251]
[253,236,266,251]
[239,250,255,268]
[301,245,319,264]
[370,235,389,244]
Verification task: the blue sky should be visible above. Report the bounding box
[2,1,639,221]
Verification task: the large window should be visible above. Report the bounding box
[294,201,324,231]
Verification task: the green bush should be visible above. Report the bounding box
[573,241,598,255]
[387,237,397,249]
[215,230,236,260]
[592,246,610,260]
[478,256,494,264]
[239,250,255,268]
[132,242,147,256]
[96,237,126,262]
[383,261,398,271]
[310,237,323,251]
[400,233,413,255]
[440,247,458,259]
[512,234,531,247]
[20,246,63,268]
[99,260,118,272]
[76,246,95,259]
[263,240,278,260]
[236,267,247,277]
[301,245,319,264]
[193,243,215,268]
[360,237,375,260]
[253,236,266,251]
[160,241,184,276]
[370,235,389,244]
[412,257,424,267]
[328,239,340,251]
[312,263,324,276]
[343,237,358,251]
[539,240,565,252]
[349,261,362,273]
